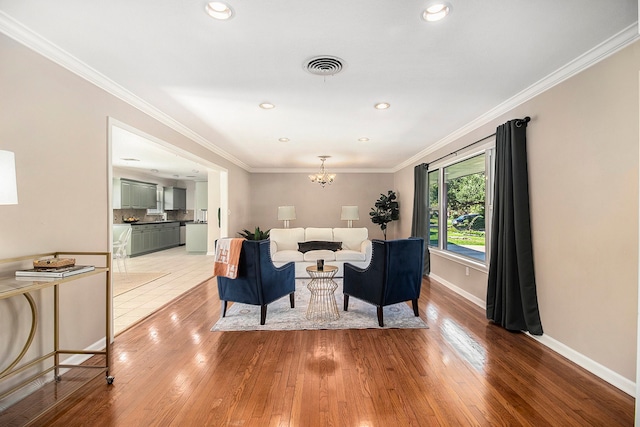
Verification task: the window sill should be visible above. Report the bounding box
[429,247,488,274]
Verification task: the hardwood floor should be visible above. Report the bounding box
[3,277,634,426]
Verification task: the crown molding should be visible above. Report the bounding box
[0,11,250,171]
[393,22,640,173]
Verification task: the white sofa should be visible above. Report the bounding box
[269,227,372,278]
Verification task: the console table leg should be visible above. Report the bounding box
[0,293,38,379]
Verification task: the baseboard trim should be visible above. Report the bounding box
[527,333,636,396]
[428,273,636,396]
[429,273,486,308]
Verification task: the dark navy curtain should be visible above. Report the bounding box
[486,119,543,335]
[411,163,430,275]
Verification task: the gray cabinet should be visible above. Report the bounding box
[159,223,180,248]
[130,226,144,254]
[119,179,157,209]
[120,180,132,208]
[116,222,180,257]
[164,187,186,211]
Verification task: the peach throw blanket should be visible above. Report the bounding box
[214,238,244,279]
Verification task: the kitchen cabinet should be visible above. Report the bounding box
[114,222,180,257]
[120,180,131,208]
[132,182,155,209]
[116,179,157,209]
[159,223,179,247]
[130,226,144,255]
[164,186,187,211]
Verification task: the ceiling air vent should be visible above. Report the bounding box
[304,56,345,76]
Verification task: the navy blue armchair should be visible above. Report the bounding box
[343,237,425,327]
[217,240,295,325]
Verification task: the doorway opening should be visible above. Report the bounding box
[108,119,228,335]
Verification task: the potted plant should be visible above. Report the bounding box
[238,226,270,241]
[369,190,399,240]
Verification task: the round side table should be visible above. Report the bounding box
[305,265,339,322]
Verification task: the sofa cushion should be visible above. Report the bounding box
[303,250,336,262]
[298,241,342,253]
[333,228,368,251]
[270,228,305,251]
[272,249,304,263]
[335,249,367,262]
[305,227,334,242]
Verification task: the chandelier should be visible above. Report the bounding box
[309,156,336,187]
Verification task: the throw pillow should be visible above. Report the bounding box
[298,241,342,253]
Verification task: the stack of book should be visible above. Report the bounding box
[16,264,95,279]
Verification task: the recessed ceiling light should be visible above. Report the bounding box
[259,102,275,109]
[150,169,159,173]
[205,2,233,20]
[278,137,290,142]
[374,102,390,110]
[422,3,451,22]
[358,137,370,142]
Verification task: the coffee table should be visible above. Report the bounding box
[305,265,339,322]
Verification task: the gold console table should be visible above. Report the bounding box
[0,251,112,424]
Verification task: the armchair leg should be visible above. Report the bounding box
[289,292,295,308]
[412,299,419,316]
[260,305,267,325]
[377,306,384,327]
[344,294,349,311]
[221,301,228,318]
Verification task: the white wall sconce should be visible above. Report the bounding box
[341,206,359,228]
[278,206,296,228]
[0,150,18,205]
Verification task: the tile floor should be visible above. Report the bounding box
[113,246,214,335]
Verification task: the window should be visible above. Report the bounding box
[428,170,440,247]
[428,148,493,264]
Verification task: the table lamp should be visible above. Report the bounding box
[341,206,359,228]
[278,206,296,228]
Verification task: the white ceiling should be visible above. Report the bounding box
[0,1,637,177]
[111,126,210,181]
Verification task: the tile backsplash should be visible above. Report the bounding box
[113,209,194,224]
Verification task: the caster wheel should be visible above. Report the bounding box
[54,375,61,382]
[106,376,115,385]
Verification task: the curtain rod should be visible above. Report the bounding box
[427,116,530,167]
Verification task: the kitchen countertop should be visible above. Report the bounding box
[116,220,181,226]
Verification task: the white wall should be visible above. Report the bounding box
[248,172,396,239]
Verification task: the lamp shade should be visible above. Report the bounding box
[0,150,18,205]
[340,206,359,221]
[278,206,296,221]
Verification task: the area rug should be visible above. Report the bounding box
[211,279,428,331]
[113,272,170,296]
